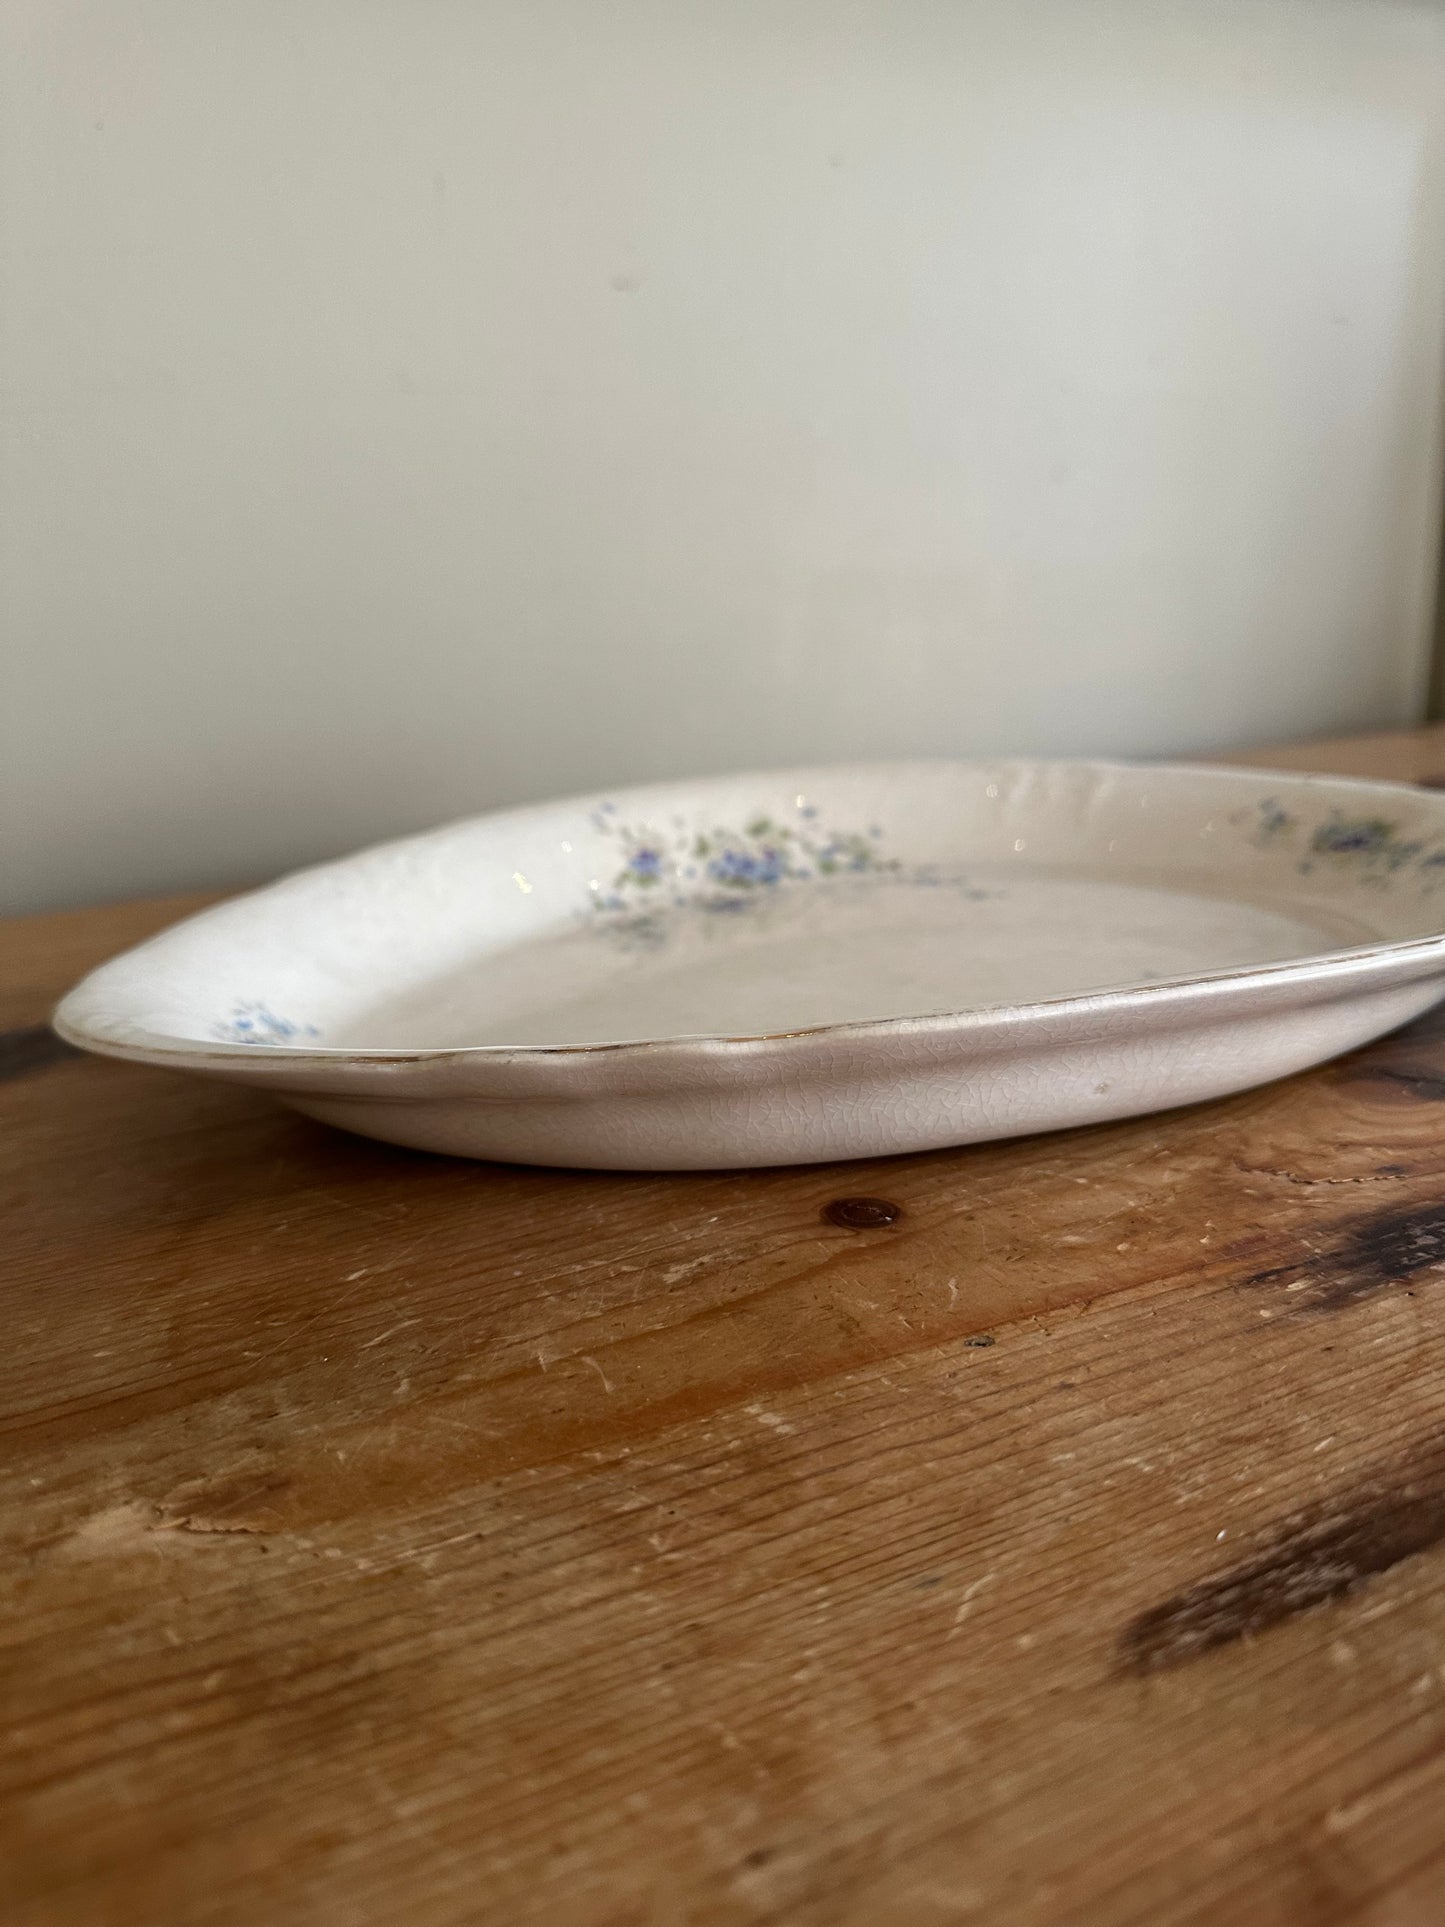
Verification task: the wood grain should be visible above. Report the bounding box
[1221,722,1445,783]
[7,744,1445,1926]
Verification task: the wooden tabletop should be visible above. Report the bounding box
[8,729,1445,1927]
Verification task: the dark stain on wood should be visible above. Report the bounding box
[1356,1065,1445,1102]
[823,1197,903,1229]
[1241,1198,1445,1313]
[1118,1435,1445,1675]
[0,1027,78,1083]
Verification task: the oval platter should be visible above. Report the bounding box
[54,760,1445,1169]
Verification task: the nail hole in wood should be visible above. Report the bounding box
[823,1196,903,1229]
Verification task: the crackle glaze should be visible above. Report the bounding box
[54,761,1445,1168]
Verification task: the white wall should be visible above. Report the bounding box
[4,0,1445,912]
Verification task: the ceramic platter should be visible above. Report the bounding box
[55,760,1445,1169]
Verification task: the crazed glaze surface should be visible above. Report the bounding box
[54,760,1445,1168]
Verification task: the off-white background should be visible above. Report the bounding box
[5,0,1445,912]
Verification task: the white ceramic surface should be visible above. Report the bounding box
[55,760,1445,1168]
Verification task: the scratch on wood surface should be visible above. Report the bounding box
[41,1501,168,1559]
[1231,1158,1409,1190]
[1118,1433,1445,1675]
[947,1572,997,1639]
[661,1257,712,1285]
[365,1527,482,1574]
[42,1496,281,1556]
[579,1354,615,1393]
[358,1317,422,1351]
[158,1511,271,1538]
[154,1475,292,1535]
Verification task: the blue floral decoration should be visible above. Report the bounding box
[583,796,1008,948]
[214,1002,321,1046]
[591,800,900,926]
[1232,797,1444,886]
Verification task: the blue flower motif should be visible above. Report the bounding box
[1312,818,1393,858]
[707,849,750,887]
[706,843,788,889]
[590,802,897,942]
[217,1002,320,1045]
[627,845,663,880]
[1232,801,1445,883]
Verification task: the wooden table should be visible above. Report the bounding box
[8,730,1445,1927]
